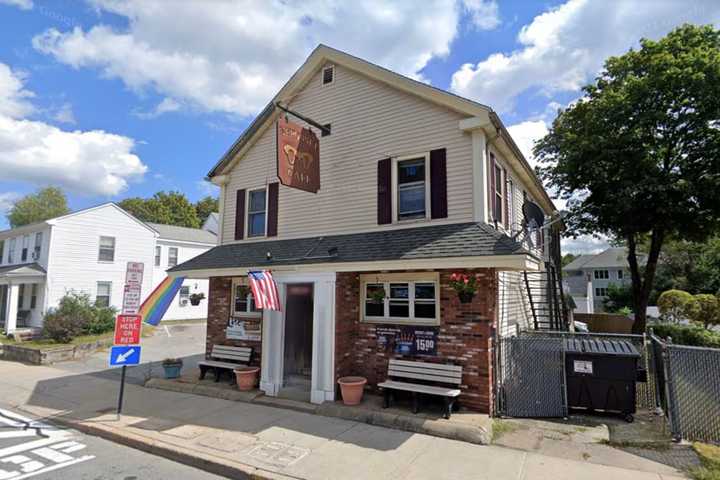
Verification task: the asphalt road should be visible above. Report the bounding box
[0,404,226,479]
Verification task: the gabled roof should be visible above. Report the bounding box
[0,263,46,277]
[563,247,639,270]
[169,222,532,274]
[207,44,556,214]
[148,222,217,245]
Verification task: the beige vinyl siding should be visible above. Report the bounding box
[221,64,474,244]
[498,271,533,337]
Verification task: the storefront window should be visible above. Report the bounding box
[361,273,439,325]
[232,278,261,317]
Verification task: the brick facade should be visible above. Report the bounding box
[206,276,262,367]
[335,269,497,413]
[206,268,497,413]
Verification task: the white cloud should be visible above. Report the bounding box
[562,235,609,255]
[0,192,20,215]
[0,63,147,196]
[0,0,32,10]
[52,102,76,124]
[196,180,219,197]
[133,97,181,119]
[33,0,495,117]
[507,120,548,167]
[451,0,720,113]
[461,0,500,30]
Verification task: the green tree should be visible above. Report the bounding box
[7,187,70,228]
[194,196,218,224]
[649,236,720,302]
[602,283,634,314]
[561,253,578,268]
[535,25,720,333]
[688,293,720,330]
[119,191,200,228]
[657,290,696,324]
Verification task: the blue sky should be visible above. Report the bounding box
[0,0,718,252]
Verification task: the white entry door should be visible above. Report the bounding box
[260,272,336,404]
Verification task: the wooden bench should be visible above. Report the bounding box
[378,359,462,419]
[198,345,253,383]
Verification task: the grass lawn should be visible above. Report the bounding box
[1,324,156,350]
[691,443,720,480]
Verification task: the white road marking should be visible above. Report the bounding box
[0,432,36,441]
[30,447,74,464]
[164,325,172,337]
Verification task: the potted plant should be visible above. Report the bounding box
[162,358,183,379]
[234,366,260,391]
[337,376,367,405]
[449,272,480,303]
[368,286,386,304]
[189,292,205,306]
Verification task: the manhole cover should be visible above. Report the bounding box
[246,442,309,467]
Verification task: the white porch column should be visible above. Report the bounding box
[460,117,491,223]
[4,283,20,335]
[260,284,286,397]
[310,276,336,404]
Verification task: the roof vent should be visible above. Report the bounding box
[322,65,334,85]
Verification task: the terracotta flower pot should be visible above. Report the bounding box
[338,376,367,405]
[458,291,475,303]
[234,367,260,391]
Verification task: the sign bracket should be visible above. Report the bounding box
[275,102,331,135]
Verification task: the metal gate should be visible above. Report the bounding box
[496,335,567,417]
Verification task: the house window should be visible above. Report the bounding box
[617,270,624,280]
[30,284,37,309]
[178,286,190,307]
[0,240,4,265]
[21,235,29,262]
[168,247,178,268]
[508,179,515,232]
[155,246,162,267]
[98,236,116,262]
[595,287,608,297]
[232,278,260,317]
[494,163,503,223]
[322,65,334,85]
[7,238,14,264]
[396,156,428,221]
[96,282,112,307]
[247,188,267,237]
[34,232,42,260]
[18,284,24,309]
[361,273,439,325]
[594,270,609,280]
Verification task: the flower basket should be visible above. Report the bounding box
[449,272,480,304]
[368,287,386,304]
[189,293,205,306]
[458,291,475,303]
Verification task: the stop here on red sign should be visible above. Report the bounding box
[114,314,142,345]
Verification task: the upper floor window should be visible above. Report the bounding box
[98,236,116,262]
[168,247,178,268]
[617,269,624,279]
[232,278,260,317]
[361,273,439,325]
[155,246,161,267]
[594,270,609,280]
[396,156,428,221]
[247,188,267,237]
[493,163,503,223]
[21,235,29,262]
[33,232,42,260]
[96,282,111,307]
[8,238,16,264]
[507,179,515,232]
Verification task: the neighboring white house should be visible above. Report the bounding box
[0,203,216,334]
[201,212,219,236]
[563,247,635,313]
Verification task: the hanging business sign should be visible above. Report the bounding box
[276,116,320,193]
[376,326,438,356]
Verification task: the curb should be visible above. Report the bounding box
[146,378,492,445]
[46,414,297,480]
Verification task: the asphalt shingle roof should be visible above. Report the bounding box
[169,222,530,273]
[148,223,217,245]
[563,247,643,270]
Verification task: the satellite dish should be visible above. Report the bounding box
[522,200,545,229]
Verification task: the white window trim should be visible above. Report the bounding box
[392,152,431,224]
[96,281,112,306]
[231,277,261,318]
[360,272,440,326]
[155,246,162,267]
[167,247,179,268]
[321,64,335,86]
[98,236,116,263]
[246,187,268,239]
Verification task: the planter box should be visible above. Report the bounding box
[0,338,112,365]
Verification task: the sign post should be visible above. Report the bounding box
[111,262,145,418]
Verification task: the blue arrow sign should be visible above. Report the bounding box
[109,345,141,367]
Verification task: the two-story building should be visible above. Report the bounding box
[0,203,215,334]
[169,45,561,413]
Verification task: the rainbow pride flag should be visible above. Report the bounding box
[139,276,185,326]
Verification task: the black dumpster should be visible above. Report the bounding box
[564,338,640,422]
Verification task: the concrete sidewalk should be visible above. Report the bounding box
[0,359,687,480]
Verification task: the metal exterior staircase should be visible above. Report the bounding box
[523,263,567,331]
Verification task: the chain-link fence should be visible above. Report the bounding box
[649,333,720,443]
[496,330,655,417]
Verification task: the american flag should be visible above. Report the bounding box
[248,270,281,311]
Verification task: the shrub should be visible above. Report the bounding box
[41,292,117,342]
[603,283,634,313]
[657,289,696,323]
[649,322,720,349]
[688,294,720,329]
